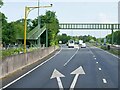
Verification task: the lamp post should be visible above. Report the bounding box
[24,4,52,53]
[38,0,40,29]
[37,0,41,47]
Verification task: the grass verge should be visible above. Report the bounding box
[100,46,120,57]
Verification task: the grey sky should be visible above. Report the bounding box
[1,0,119,38]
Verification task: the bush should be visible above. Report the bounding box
[101,46,107,50]
[2,48,24,58]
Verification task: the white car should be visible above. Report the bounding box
[68,40,74,48]
[81,43,86,48]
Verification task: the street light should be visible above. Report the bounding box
[38,0,40,47]
[24,4,52,53]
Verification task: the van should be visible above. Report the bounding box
[68,40,74,48]
[81,43,86,48]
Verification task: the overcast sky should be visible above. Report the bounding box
[1,0,119,38]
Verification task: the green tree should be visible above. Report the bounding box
[0,0,3,8]
[2,18,27,45]
[2,22,16,44]
[31,11,59,46]
[45,11,59,46]
[13,19,25,39]
[80,35,96,42]
[106,30,120,45]
[1,0,4,46]
[57,34,71,44]
[0,12,7,27]
[1,12,8,46]
[116,31,120,44]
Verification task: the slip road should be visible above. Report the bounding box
[2,45,118,89]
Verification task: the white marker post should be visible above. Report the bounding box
[70,66,85,90]
[51,69,65,90]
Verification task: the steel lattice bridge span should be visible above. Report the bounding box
[59,23,120,30]
[59,23,120,45]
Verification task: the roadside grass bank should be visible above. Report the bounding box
[100,46,120,57]
[87,42,120,57]
[2,47,44,59]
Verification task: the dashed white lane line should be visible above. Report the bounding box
[88,47,97,60]
[103,79,107,83]
[64,49,79,66]
[98,68,102,71]
[96,62,98,64]
[1,48,62,90]
[89,47,109,85]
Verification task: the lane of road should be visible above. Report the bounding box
[89,47,118,87]
[3,45,118,89]
[6,48,78,88]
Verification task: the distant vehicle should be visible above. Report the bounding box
[59,41,62,44]
[79,40,83,45]
[66,42,68,46]
[75,41,79,45]
[81,43,86,48]
[68,40,74,48]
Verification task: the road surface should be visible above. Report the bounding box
[3,45,119,89]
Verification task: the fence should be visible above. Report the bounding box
[0,46,59,78]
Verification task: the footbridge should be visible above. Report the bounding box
[59,23,120,45]
[59,23,120,30]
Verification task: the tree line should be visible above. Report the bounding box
[57,34,96,44]
[106,30,120,45]
[1,0,59,47]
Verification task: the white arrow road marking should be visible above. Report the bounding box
[70,66,85,89]
[56,77,64,90]
[70,74,79,90]
[51,69,65,90]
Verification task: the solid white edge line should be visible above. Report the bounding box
[95,47,120,59]
[103,79,107,83]
[64,49,79,66]
[1,48,62,90]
